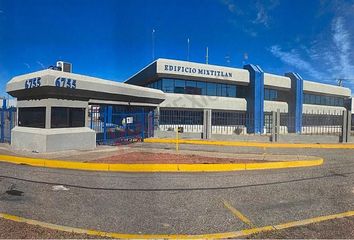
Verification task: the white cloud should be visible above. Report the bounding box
[221,0,242,15]
[332,17,354,78]
[269,45,325,80]
[253,4,269,27]
[36,61,45,69]
[23,63,30,69]
[270,16,354,88]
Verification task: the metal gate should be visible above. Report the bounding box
[0,101,17,143]
[89,105,154,145]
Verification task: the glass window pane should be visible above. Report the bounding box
[207,82,217,96]
[157,80,162,90]
[70,108,85,127]
[216,83,222,96]
[51,107,69,128]
[162,79,174,93]
[196,81,206,95]
[228,85,236,97]
[18,107,46,128]
[185,80,197,94]
[174,79,185,93]
[222,84,228,97]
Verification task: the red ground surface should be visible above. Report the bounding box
[88,152,265,164]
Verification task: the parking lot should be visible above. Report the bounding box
[0,142,353,238]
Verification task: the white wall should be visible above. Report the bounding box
[303,80,351,97]
[264,73,291,89]
[160,93,247,111]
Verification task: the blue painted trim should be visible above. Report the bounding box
[243,64,264,134]
[285,72,303,133]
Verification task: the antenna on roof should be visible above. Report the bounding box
[206,47,209,65]
[337,79,343,87]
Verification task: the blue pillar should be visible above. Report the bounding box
[285,72,303,133]
[243,64,264,134]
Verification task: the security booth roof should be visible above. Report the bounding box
[6,69,166,105]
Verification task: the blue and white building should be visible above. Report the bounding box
[126,58,352,135]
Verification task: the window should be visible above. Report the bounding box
[51,107,85,128]
[174,80,185,93]
[207,82,217,96]
[185,81,197,94]
[162,79,174,93]
[18,107,46,128]
[149,78,242,98]
[303,93,345,107]
[264,88,278,101]
[228,85,237,97]
[196,81,207,95]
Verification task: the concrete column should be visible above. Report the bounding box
[203,109,211,139]
[85,106,89,127]
[347,110,351,142]
[285,72,303,134]
[154,106,160,130]
[45,106,51,129]
[271,111,276,142]
[276,109,280,141]
[243,64,264,134]
[341,110,348,143]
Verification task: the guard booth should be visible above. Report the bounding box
[6,69,165,152]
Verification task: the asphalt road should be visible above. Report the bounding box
[0,143,354,236]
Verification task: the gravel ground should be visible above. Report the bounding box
[1,216,353,239]
[88,151,265,164]
[0,218,108,239]
[248,216,354,239]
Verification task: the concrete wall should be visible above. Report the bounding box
[11,126,96,152]
[264,101,288,112]
[264,73,291,89]
[156,58,250,85]
[303,80,351,97]
[160,93,247,111]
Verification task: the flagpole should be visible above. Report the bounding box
[152,29,155,61]
[187,38,190,61]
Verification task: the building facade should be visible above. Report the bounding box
[125,58,352,135]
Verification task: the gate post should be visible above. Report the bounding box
[103,106,107,144]
[0,99,6,143]
[271,111,276,142]
[341,110,347,143]
[203,109,211,139]
[347,110,351,142]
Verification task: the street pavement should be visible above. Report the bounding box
[0,143,354,236]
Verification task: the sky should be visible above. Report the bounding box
[1,0,354,96]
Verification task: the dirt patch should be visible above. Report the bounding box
[87,151,266,164]
[0,218,110,239]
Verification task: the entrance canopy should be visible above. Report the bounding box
[6,69,165,105]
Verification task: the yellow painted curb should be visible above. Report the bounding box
[145,138,354,149]
[1,210,354,239]
[0,154,323,172]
